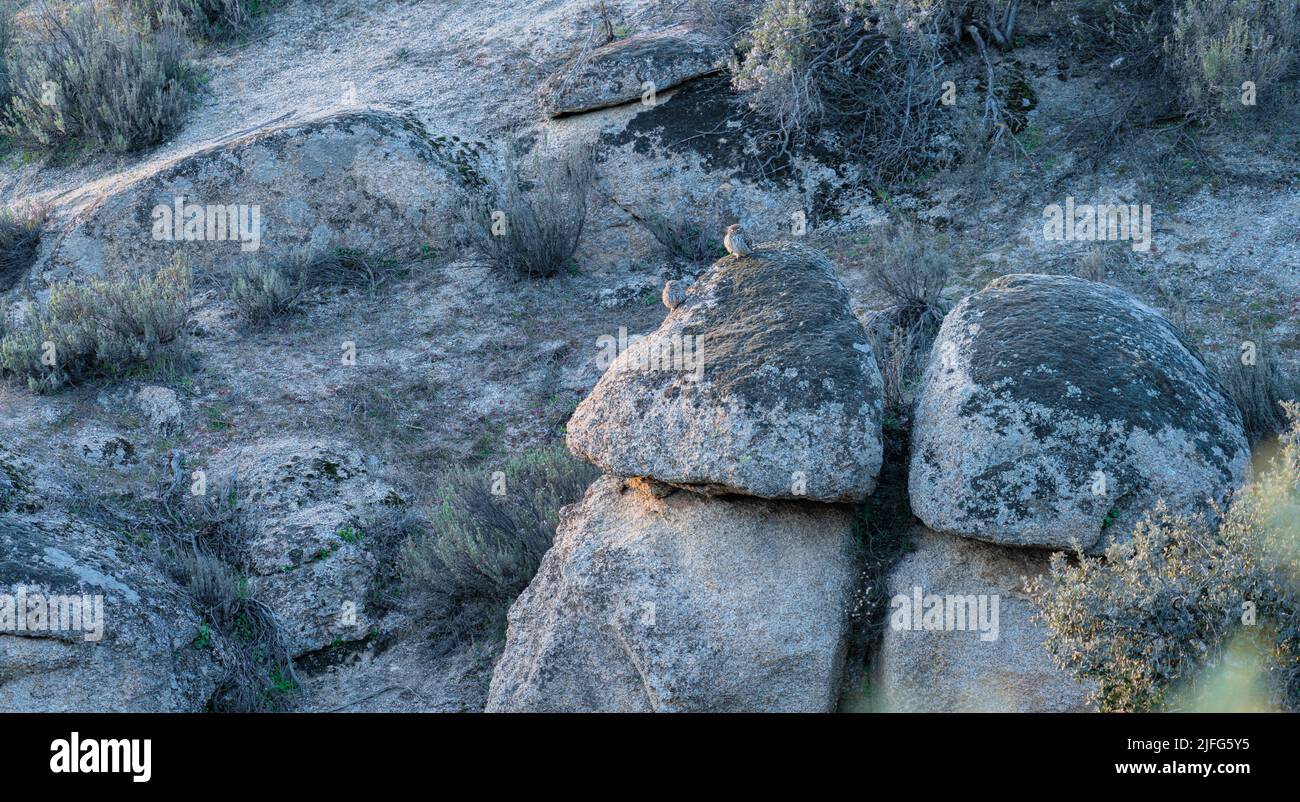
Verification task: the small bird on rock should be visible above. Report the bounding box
[723,224,753,257]
[662,278,691,310]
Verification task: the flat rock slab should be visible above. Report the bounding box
[567,242,884,502]
[875,527,1094,712]
[909,274,1249,551]
[43,108,484,284]
[485,477,860,712]
[540,24,725,117]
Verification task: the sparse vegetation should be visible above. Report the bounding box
[625,200,727,266]
[0,203,45,293]
[462,142,595,278]
[1030,404,1300,712]
[0,254,193,392]
[126,0,269,40]
[397,446,597,645]
[1,1,197,154]
[859,220,954,418]
[1214,339,1298,444]
[227,262,300,326]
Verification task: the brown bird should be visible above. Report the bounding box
[662,278,691,310]
[723,224,753,257]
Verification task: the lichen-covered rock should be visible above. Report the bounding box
[216,437,400,655]
[567,242,884,502]
[0,447,222,711]
[540,24,724,117]
[875,527,1094,712]
[909,274,1249,552]
[43,108,484,285]
[486,477,859,712]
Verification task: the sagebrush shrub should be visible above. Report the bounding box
[859,220,953,416]
[630,203,727,265]
[1164,0,1298,124]
[462,143,595,279]
[1030,403,1300,712]
[398,446,597,641]
[0,255,193,392]
[2,2,196,154]
[227,262,299,325]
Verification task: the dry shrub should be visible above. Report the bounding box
[859,220,954,418]
[462,143,595,279]
[1164,0,1298,124]
[1214,339,1297,444]
[731,0,955,181]
[0,203,45,293]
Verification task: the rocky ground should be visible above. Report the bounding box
[1,0,1295,712]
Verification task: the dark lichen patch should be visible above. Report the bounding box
[597,73,815,185]
[958,275,1244,478]
[676,243,875,411]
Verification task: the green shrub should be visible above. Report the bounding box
[0,203,45,293]
[0,254,193,392]
[2,2,196,154]
[462,143,595,279]
[398,446,597,642]
[1030,403,1300,712]
[1164,0,1298,124]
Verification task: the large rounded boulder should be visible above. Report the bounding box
[485,477,860,712]
[42,108,484,285]
[566,242,884,502]
[909,274,1250,551]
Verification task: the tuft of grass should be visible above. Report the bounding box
[126,0,270,41]
[1214,339,1298,444]
[2,2,197,155]
[397,446,597,647]
[0,203,46,293]
[461,142,595,279]
[859,220,954,419]
[0,254,193,393]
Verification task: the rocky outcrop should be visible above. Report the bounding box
[540,24,725,117]
[485,477,859,712]
[222,437,400,656]
[567,242,884,502]
[909,274,1249,552]
[874,527,1093,712]
[0,448,222,712]
[42,108,485,285]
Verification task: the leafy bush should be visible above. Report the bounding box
[398,446,597,643]
[461,143,595,279]
[2,2,196,154]
[0,204,45,293]
[0,254,193,392]
[1030,404,1300,712]
[1163,0,1298,124]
